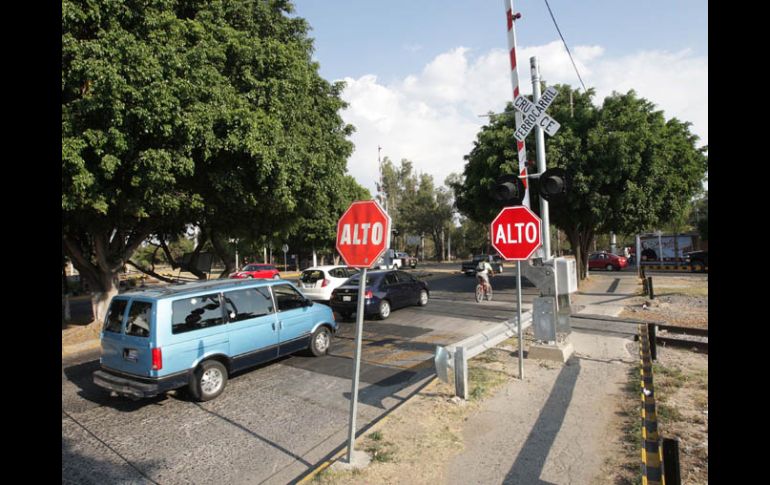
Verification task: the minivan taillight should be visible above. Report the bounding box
[322,279,330,288]
[365,290,373,299]
[152,348,162,370]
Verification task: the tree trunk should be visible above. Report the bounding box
[91,273,120,325]
[566,227,594,281]
[62,252,69,294]
[63,230,146,327]
[209,231,234,278]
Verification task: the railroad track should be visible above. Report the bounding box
[570,314,708,353]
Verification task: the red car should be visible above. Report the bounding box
[588,252,628,271]
[229,264,281,279]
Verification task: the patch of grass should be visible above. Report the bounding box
[655,286,708,298]
[467,366,507,401]
[500,336,518,347]
[656,403,683,422]
[472,350,502,364]
[364,440,397,463]
[368,431,383,442]
[621,369,642,449]
[652,363,688,391]
[693,393,708,409]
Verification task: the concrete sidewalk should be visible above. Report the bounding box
[441,273,640,484]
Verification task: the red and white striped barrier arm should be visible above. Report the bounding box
[504,0,530,207]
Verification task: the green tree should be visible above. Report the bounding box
[62,0,355,321]
[285,174,371,265]
[401,174,454,260]
[453,85,707,279]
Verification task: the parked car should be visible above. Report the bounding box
[298,265,360,302]
[92,278,336,402]
[396,252,418,269]
[329,270,429,320]
[685,250,708,272]
[230,264,280,279]
[461,254,504,276]
[588,252,628,271]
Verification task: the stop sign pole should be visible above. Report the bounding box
[336,200,391,465]
[491,206,543,379]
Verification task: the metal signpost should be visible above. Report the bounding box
[490,206,543,379]
[335,200,391,465]
[515,59,562,261]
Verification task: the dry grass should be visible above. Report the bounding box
[312,346,517,484]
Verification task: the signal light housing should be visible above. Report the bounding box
[536,168,568,201]
[493,174,526,205]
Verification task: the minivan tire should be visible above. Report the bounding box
[189,360,228,402]
[309,326,332,356]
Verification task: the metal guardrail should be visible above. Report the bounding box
[639,324,681,485]
[434,310,533,399]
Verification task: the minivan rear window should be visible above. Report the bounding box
[172,293,224,334]
[126,301,152,338]
[104,299,128,333]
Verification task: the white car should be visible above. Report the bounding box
[298,266,360,301]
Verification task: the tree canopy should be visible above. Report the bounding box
[452,84,708,278]
[62,0,359,318]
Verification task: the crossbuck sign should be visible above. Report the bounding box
[513,86,561,142]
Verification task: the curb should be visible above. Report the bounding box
[641,264,707,272]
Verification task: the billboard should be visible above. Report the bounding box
[639,235,695,261]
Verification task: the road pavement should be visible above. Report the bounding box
[62,271,531,484]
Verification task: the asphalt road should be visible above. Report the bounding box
[62,271,540,485]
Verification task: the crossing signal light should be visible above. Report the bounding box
[493,174,526,205]
[537,168,568,201]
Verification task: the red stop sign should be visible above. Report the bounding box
[336,200,392,268]
[490,206,542,260]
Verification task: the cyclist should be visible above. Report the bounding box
[476,258,494,296]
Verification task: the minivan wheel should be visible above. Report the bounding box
[310,326,331,356]
[190,360,228,402]
[378,300,391,320]
[418,290,429,306]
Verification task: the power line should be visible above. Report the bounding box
[543,0,587,93]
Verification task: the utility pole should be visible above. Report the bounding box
[378,145,387,212]
[530,56,551,260]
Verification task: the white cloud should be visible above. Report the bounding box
[339,42,708,194]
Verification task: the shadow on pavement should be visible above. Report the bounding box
[62,431,163,484]
[504,358,581,484]
[193,403,313,467]
[63,359,173,411]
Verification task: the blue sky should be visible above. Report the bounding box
[292,0,708,194]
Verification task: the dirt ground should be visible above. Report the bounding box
[620,274,708,329]
[311,337,527,485]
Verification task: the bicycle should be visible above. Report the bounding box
[475,274,493,302]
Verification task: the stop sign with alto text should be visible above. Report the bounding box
[336,200,392,268]
[491,206,542,260]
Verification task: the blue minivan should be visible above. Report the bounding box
[93,278,337,401]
